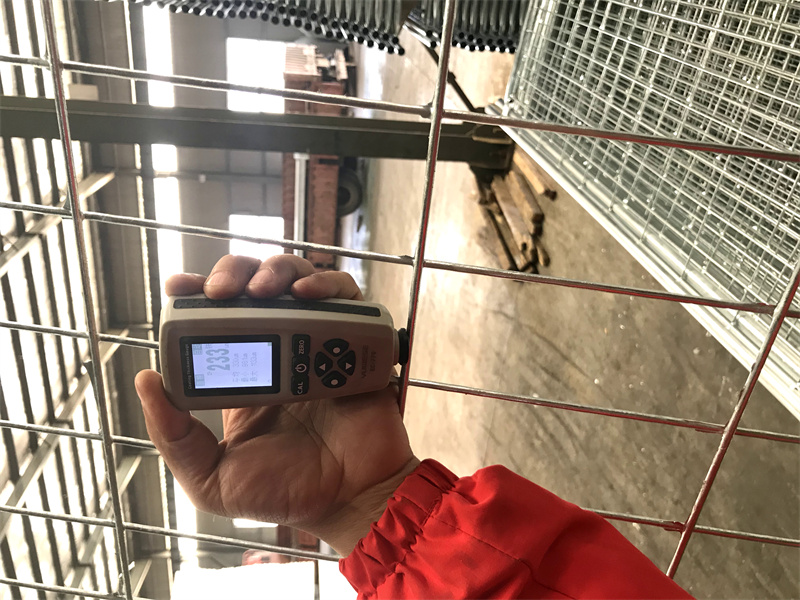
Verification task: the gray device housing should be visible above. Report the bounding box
[159,294,401,410]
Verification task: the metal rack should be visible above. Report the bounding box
[499,0,800,422]
[408,0,528,51]
[0,0,799,597]
[107,0,410,53]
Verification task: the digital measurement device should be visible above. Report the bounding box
[159,294,408,410]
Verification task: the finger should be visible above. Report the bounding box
[165,273,207,297]
[204,255,262,299]
[291,271,364,301]
[135,370,223,510]
[245,254,316,297]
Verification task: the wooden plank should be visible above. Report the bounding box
[484,201,529,271]
[513,150,557,200]
[507,169,545,226]
[479,204,516,271]
[492,175,531,254]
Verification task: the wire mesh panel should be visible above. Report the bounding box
[501,0,800,418]
[407,0,529,51]
[1,0,800,597]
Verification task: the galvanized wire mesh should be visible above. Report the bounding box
[1,0,800,597]
[501,0,800,419]
[105,0,411,53]
[407,0,529,51]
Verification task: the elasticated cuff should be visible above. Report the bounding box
[339,459,457,594]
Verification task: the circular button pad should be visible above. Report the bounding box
[317,338,352,388]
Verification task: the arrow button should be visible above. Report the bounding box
[315,352,333,377]
[322,371,347,389]
[338,350,357,376]
[324,338,349,356]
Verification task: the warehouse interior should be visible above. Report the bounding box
[1,1,799,598]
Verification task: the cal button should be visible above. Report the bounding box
[292,374,309,396]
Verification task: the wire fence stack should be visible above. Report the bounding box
[407,0,528,51]
[111,0,527,54]
[110,0,412,53]
[499,0,800,417]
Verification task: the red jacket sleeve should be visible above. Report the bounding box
[340,459,692,599]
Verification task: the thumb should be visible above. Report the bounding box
[135,370,223,511]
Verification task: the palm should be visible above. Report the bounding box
[138,254,416,548]
[206,386,410,527]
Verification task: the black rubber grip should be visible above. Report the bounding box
[397,328,409,365]
[174,297,382,317]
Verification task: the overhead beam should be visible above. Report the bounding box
[129,559,152,596]
[0,96,513,169]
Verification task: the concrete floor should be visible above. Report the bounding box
[351,34,799,599]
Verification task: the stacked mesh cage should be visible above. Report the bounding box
[408,0,529,51]
[115,0,525,53]
[116,0,410,52]
[501,0,800,412]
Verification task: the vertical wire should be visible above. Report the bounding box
[398,0,459,413]
[666,255,800,577]
[39,0,134,596]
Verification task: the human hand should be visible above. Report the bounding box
[135,254,418,555]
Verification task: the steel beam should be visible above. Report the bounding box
[0,96,513,169]
[129,559,152,596]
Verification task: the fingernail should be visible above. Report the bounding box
[205,271,235,287]
[247,269,273,288]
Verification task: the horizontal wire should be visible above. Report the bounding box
[408,379,800,445]
[0,418,103,442]
[1,53,799,162]
[0,317,158,348]
[0,503,114,527]
[0,420,157,451]
[82,210,413,265]
[125,522,339,562]
[458,110,800,163]
[1,312,798,444]
[112,435,156,450]
[0,310,799,443]
[1,302,798,446]
[0,503,338,561]
[4,202,798,319]
[0,52,48,68]
[592,509,800,547]
[0,577,121,600]
[689,524,800,548]
[0,199,71,215]
[4,486,795,552]
[424,259,800,319]
[67,60,428,119]
[5,374,795,454]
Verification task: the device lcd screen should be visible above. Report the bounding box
[180,335,281,396]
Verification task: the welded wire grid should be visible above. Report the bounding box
[1,0,800,597]
[407,0,527,51]
[500,0,800,420]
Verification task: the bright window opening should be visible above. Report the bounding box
[226,38,286,114]
[229,214,285,261]
[233,518,279,529]
[142,3,197,571]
